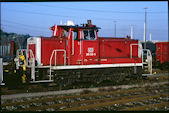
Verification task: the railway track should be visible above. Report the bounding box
[1,82,168,111]
[63,93,168,111]
[2,72,168,95]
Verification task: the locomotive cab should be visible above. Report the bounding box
[49,20,100,65]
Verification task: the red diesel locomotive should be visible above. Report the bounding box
[15,20,152,87]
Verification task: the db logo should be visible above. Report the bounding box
[88,48,94,53]
[86,47,96,56]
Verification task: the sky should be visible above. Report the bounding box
[1,1,168,41]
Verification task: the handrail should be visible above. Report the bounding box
[27,49,35,67]
[80,31,82,55]
[49,49,66,80]
[68,28,72,65]
[16,49,27,58]
[16,49,36,81]
[130,44,152,75]
[16,49,27,67]
[16,49,35,66]
[72,31,74,55]
[28,49,35,81]
[142,49,152,75]
[16,49,36,80]
[142,49,152,63]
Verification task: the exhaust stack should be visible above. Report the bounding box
[87,20,92,25]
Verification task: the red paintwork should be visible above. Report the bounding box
[27,22,142,66]
[82,40,99,65]
[99,38,138,58]
[100,58,142,64]
[28,44,36,60]
[41,38,66,66]
[9,41,14,56]
[155,42,169,63]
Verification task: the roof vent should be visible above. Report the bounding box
[67,20,74,26]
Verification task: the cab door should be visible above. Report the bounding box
[82,29,99,65]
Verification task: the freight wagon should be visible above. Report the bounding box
[154,42,169,70]
[155,42,169,63]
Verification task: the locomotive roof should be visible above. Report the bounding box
[58,25,101,30]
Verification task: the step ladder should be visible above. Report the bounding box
[142,49,153,76]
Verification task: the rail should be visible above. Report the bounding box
[49,49,66,80]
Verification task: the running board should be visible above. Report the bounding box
[1,83,5,85]
[51,63,143,70]
[30,80,54,83]
[142,74,154,77]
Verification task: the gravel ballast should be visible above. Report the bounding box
[2,81,168,100]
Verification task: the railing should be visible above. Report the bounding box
[16,49,35,67]
[130,44,152,75]
[28,49,35,81]
[72,31,74,55]
[16,49,36,81]
[27,49,35,67]
[142,49,152,75]
[49,49,66,80]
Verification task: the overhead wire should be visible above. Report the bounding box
[3,8,119,21]
[2,20,48,29]
[1,24,51,34]
[24,2,167,14]
[3,8,148,22]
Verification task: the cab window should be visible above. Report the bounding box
[89,30,95,40]
[83,30,96,40]
[62,29,69,37]
[83,30,90,40]
[73,30,78,40]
